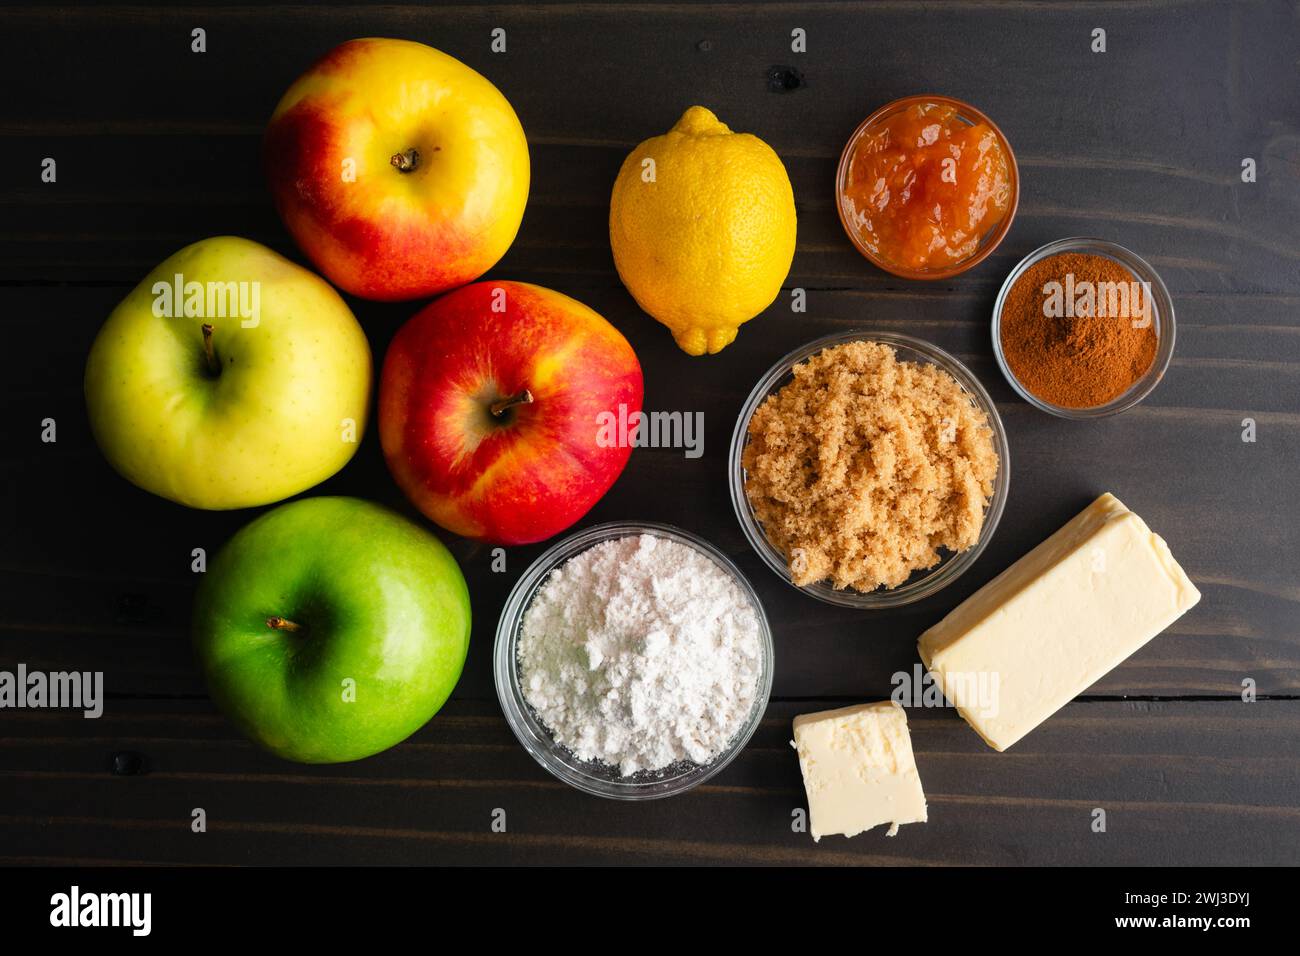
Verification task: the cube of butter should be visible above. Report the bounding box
[919,492,1201,752]
[792,701,927,841]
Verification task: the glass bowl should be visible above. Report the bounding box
[729,330,1010,609]
[493,521,774,800]
[992,237,1176,419]
[835,94,1020,280]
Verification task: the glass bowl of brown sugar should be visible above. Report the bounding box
[730,330,1010,609]
[992,238,1176,419]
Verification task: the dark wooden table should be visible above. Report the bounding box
[2,1,1297,866]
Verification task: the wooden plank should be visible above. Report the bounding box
[0,281,1295,698]
[0,2,1297,289]
[0,0,1296,867]
[1,699,1295,865]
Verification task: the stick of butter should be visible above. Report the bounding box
[792,700,927,841]
[918,492,1201,752]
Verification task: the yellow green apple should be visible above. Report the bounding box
[264,37,530,301]
[84,236,371,509]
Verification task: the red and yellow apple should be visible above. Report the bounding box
[379,281,642,545]
[264,37,529,301]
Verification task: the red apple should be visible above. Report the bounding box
[379,281,643,544]
[263,38,530,301]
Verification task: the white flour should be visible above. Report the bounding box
[518,534,763,776]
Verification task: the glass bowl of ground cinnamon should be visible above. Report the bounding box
[993,238,1175,418]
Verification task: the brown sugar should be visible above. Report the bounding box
[999,251,1158,408]
[742,341,999,592]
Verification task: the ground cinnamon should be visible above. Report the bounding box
[999,251,1158,408]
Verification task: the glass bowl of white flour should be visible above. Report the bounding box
[494,521,774,799]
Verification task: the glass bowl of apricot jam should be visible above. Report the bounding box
[836,95,1018,280]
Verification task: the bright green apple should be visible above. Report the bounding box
[84,236,371,509]
[192,496,471,763]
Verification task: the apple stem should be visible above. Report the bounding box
[489,389,534,418]
[390,148,421,173]
[266,616,301,632]
[201,323,220,376]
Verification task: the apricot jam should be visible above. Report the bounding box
[839,101,1013,275]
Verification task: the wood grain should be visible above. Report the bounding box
[2,700,1296,866]
[0,0,1296,865]
[1,286,1295,701]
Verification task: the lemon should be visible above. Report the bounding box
[609,106,797,356]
